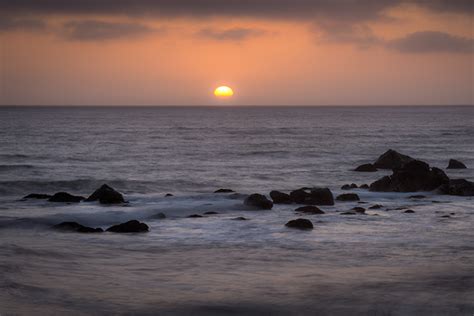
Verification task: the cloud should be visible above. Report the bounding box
[387,31,474,53]
[0,17,46,32]
[315,22,381,48]
[196,27,266,41]
[61,20,156,41]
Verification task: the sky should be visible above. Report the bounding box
[0,0,473,106]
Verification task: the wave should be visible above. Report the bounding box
[0,164,35,171]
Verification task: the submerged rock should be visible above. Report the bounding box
[289,188,334,205]
[294,205,325,214]
[285,218,313,230]
[336,193,360,202]
[232,217,248,221]
[85,184,125,204]
[341,212,356,215]
[23,193,52,199]
[53,221,103,233]
[270,190,292,204]
[244,194,273,210]
[404,209,415,213]
[203,211,219,215]
[188,214,204,218]
[437,179,474,196]
[214,189,234,193]
[409,195,426,199]
[447,159,467,169]
[354,163,377,172]
[48,192,85,203]
[149,212,166,219]
[373,149,414,169]
[106,220,149,233]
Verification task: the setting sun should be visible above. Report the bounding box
[214,86,234,98]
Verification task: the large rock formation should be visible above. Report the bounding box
[289,188,334,205]
[447,159,467,169]
[244,194,273,210]
[373,149,414,169]
[437,179,474,196]
[370,160,449,192]
[285,218,314,230]
[48,192,85,203]
[354,163,377,172]
[270,190,292,204]
[85,184,125,204]
[106,220,149,233]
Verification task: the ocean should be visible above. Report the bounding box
[0,106,473,315]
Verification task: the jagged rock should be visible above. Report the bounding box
[53,221,103,233]
[270,190,292,204]
[354,163,377,172]
[48,192,85,203]
[214,189,234,193]
[244,194,273,210]
[336,193,360,202]
[85,184,125,204]
[359,184,369,189]
[437,179,474,196]
[106,220,149,233]
[294,206,325,214]
[289,188,334,205]
[447,159,467,169]
[285,218,313,230]
[23,193,52,199]
[374,149,414,169]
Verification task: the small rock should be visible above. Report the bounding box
[214,189,234,193]
[48,192,85,203]
[150,212,166,219]
[290,188,334,205]
[85,184,125,204]
[294,205,325,214]
[285,218,314,230]
[106,220,149,233]
[269,190,292,204]
[409,195,426,199]
[232,217,248,221]
[341,212,356,215]
[188,214,204,218]
[354,163,377,172]
[404,209,415,213]
[244,194,273,210]
[359,184,369,189]
[23,193,52,199]
[369,204,383,209]
[351,207,366,213]
[441,215,451,218]
[165,193,174,197]
[336,193,360,202]
[447,159,467,169]
[203,211,219,215]
[53,221,103,233]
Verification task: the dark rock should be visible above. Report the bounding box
[85,184,125,204]
[285,218,313,230]
[48,192,85,203]
[232,217,248,221]
[447,159,467,169]
[370,160,449,192]
[341,212,356,215]
[165,193,173,197]
[437,179,474,196]
[358,201,367,204]
[289,188,334,205]
[244,194,273,210]
[369,204,383,209]
[294,205,325,214]
[354,163,377,172]
[336,193,360,202]
[187,214,204,218]
[106,220,149,233]
[351,207,366,213]
[359,184,369,189]
[270,190,292,204]
[374,149,414,169]
[150,212,166,219]
[409,195,426,199]
[441,215,451,218]
[214,189,234,193]
[53,221,103,233]
[203,211,219,215]
[23,193,52,199]
[404,209,415,213]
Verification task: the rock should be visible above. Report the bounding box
[53,221,103,233]
[374,149,414,169]
[441,215,451,218]
[437,179,474,196]
[106,220,149,233]
[294,206,325,214]
[369,204,383,209]
[149,212,166,219]
[341,183,358,190]
[269,190,292,204]
[204,211,218,215]
[85,184,125,204]
[244,194,273,210]
[214,189,234,193]
[354,163,377,172]
[23,193,52,199]
[370,160,449,192]
[232,217,248,221]
[48,192,85,203]
[447,159,467,169]
[336,193,360,202]
[404,209,415,213]
[289,188,334,205]
[351,207,366,213]
[187,214,204,218]
[341,212,356,215]
[285,218,313,230]
[409,195,426,199]
[359,184,369,189]
[165,193,174,197]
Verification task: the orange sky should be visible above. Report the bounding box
[0,1,472,105]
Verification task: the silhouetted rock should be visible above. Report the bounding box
[447,159,467,169]
[188,214,204,218]
[149,212,166,219]
[441,215,451,218]
[359,184,369,189]
[369,204,383,209]
[85,184,125,204]
[437,179,474,196]
[409,195,426,199]
[244,194,273,210]
[341,212,356,215]
[285,218,313,230]
[370,160,449,192]
[48,192,84,203]
[232,217,248,221]
[165,193,173,197]
[214,189,234,193]
[336,193,360,202]
[341,183,358,190]
[294,205,325,214]
[289,188,334,205]
[204,211,218,215]
[106,220,149,233]
[23,193,52,199]
[354,163,377,172]
[270,190,292,204]
[404,209,415,213]
[53,221,103,233]
[351,207,366,213]
[374,149,414,169]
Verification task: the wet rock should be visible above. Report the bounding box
[106,220,149,233]
[214,189,234,193]
[232,217,248,221]
[447,159,467,169]
[374,149,414,169]
[290,188,334,206]
[354,163,377,172]
[336,193,360,202]
[187,214,204,218]
[409,195,426,199]
[165,193,174,197]
[437,179,474,196]
[294,205,325,214]
[341,183,358,190]
[85,184,125,204]
[203,211,219,215]
[404,209,415,213]
[270,190,292,204]
[341,212,356,215]
[370,160,449,192]
[369,204,383,209]
[53,221,103,233]
[285,218,313,230]
[23,193,52,199]
[351,207,366,213]
[149,212,166,219]
[359,184,369,189]
[48,192,85,203]
[244,194,273,210]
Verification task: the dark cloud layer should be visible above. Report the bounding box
[197,27,266,41]
[61,20,155,41]
[387,31,474,53]
[0,17,46,32]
